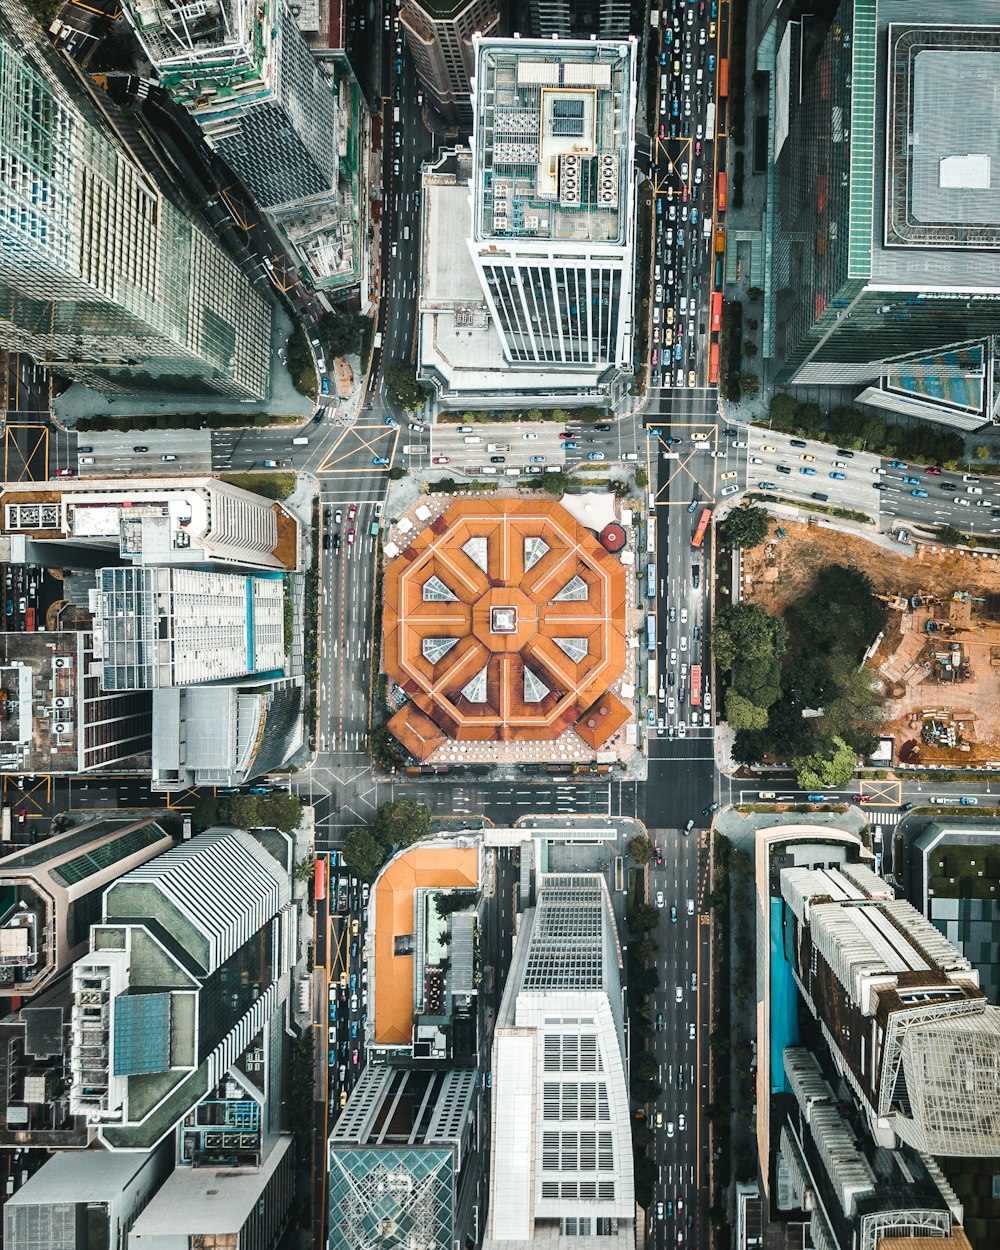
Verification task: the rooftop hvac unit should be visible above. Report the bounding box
[54,658,72,669]
[53,722,72,734]
[53,698,71,709]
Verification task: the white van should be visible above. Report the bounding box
[463,435,481,444]
[402,226,410,240]
[479,465,498,475]
[679,296,688,316]
[292,436,309,446]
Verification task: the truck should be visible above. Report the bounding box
[703,215,712,239]
[486,443,509,453]
[373,332,383,349]
[647,658,657,695]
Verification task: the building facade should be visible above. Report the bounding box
[0,0,271,401]
[1,477,299,573]
[484,873,634,1245]
[122,0,363,293]
[401,0,501,129]
[92,566,286,689]
[466,37,637,401]
[765,0,1000,403]
[528,0,634,39]
[68,826,294,1151]
[0,817,174,1002]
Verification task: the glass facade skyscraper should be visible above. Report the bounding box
[0,0,271,399]
[768,0,1000,385]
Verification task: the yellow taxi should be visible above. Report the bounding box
[760,444,777,452]
[666,307,675,325]
[687,370,697,387]
[800,453,816,462]
[721,471,738,480]
[691,432,709,442]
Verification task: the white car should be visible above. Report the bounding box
[721,484,741,496]
[686,898,695,916]
[677,722,687,738]
[962,474,980,483]
[667,697,676,715]
[675,985,683,1002]
[656,891,665,908]
[833,459,847,468]
[680,160,689,179]
[872,465,887,475]
[666,1121,675,1138]
[680,636,687,652]
[688,1021,696,1040]
[967,486,983,495]
[957,497,971,507]
[750,456,763,464]
[522,432,538,440]
[680,607,688,624]
[669,648,678,665]
[678,1114,687,1130]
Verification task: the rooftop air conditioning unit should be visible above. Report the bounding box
[53,698,71,709]
[54,658,71,669]
[54,722,72,734]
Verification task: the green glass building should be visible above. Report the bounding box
[0,0,271,400]
[768,0,1000,388]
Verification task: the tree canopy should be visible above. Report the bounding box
[712,603,787,670]
[725,690,770,730]
[193,792,303,834]
[719,505,770,549]
[628,835,655,864]
[792,734,857,790]
[385,360,428,411]
[340,800,434,882]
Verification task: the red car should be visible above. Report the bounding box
[347,527,356,546]
[55,468,74,477]
[924,466,941,475]
[15,809,25,825]
[352,1048,360,1066]
[348,503,358,520]
[851,793,868,803]
[681,186,688,202]
[433,456,450,464]
[559,432,574,440]
[659,124,665,138]
[655,845,663,866]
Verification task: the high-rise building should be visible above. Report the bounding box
[0,816,174,1002]
[466,37,637,397]
[765,1,1000,413]
[328,1066,481,1250]
[1,477,299,573]
[122,0,363,293]
[0,0,271,401]
[400,0,501,129]
[68,826,294,1151]
[4,1147,171,1250]
[91,567,286,689]
[127,1136,295,1250]
[780,860,1000,1156]
[484,873,634,1245]
[0,630,152,775]
[528,0,634,39]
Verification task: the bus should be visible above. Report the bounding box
[646,515,656,555]
[711,291,723,334]
[706,101,716,138]
[647,658,657,696]
[646,614,656,653]
[708,342,721,385]
[690,664,702,708]
[1,807,10,843]
[718,57,729,98]
[314,854,326,903]
[717,171,728,214]
[645,561,656,598]
[691,507,712,549]
[24,607,35,632]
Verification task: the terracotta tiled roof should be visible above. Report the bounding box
[383,499,628,760]
[373,845,479,1046]
[574,691,632,748]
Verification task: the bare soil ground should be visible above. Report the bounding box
[741,518,1000,767]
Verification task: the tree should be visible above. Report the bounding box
[793,733,857,790]
[527,408,543,420]
[733,655,783,708]
[630,963,661,996]
[746,286,764,300]
[786,565,887,661]
[720,505,769,549]
[341,826,386,881]
[388,465,406,480]
[628,834,655,864]
[609,479,631,498]
[724,690,769,730]
[820,651,883,745]
[540,471,569,495]
[739,372,760,397]
[975,445,991,462]
[373,799,432,850]
[626,903,660,933]
[938,524,965,545]
[743,341,758,357]
[317,309,368,358]
[634,937,660,964]
[712,603,787,670]
[632,1050,660,1082]
[385,360,427,410]
[769,393,797,426]
[635,467,649,489]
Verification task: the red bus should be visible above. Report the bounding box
[711,291,723,334]
[718,57,729,98]
[24,607,35,632]
[691,507,712,549]
[314,854,326,902]
[717,170,727,214]
[708,342,720,385]
[691,664,702,708]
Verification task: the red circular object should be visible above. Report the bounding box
[600,523,627,552]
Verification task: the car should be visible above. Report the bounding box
[832,459,848,469]
[350,1019,359,1038]
[721,484,740,496]
[522,431,539,440]
[15,809,25,825]
[490,455,505,464]
[655,845,663,864]
[960,796,979,805]
[789,438,807,448]
[352,1048,360,1066]
[709,17,716,33]
[911,488,929,498]
[684,817,694,834]
[161,454,176,462]
[407,421,424,432]
[667,696,676,714]
[670,648,678,665]
[800,454,816,463]
[17,597,26,613]
[687,498,699,514]
[925,466,942,474]
[622,451,639,462]
[957,497,971,507]
[347,527,356,545]
[433,456,450,464]
[392,159,400,175]
[677,1199,685,1218]
[829,472,846,480]
[332,533,341,552]
[656,890,665,908]
[757,481,776,489]
[586,451,605,461]
[657,1202,665,1220]
[890,460,907,469]
[799,467,816,476]
[529,455,546,464]
[675,985,683,1002]
[851,793,869,803]
[679,637,687,653]
[321,377,330,395]
[749,456,763,465]
[372,456,390,466]
[776,465,791,474]
[665,436,681,445]
[666,1121,675,1138]
[262,459,285,468]
[558,431,575,439]
[759,444,777,453]
[721,470,738,480]
[132,445,148,453]
[963,474,981,483]
[55,467,74,476]
[687,370,697,387]
[678,1113,687,1130]
[967,485,984,495]
[939,483,957,491]
[690,971,698,990]
[384,416,399,429]
[670,905,678,923]
[873,482,888,491]
[563,442,578,450]
[872,465,887,475]
[335,508,344,524]
[902,475,920,484]
[695,139,702,156]
[708,53,715,70]
[688,1022,696,1040]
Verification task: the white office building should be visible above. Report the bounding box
[484,873,634,1247]
[419,36,637,409]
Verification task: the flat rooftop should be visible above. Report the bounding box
[472,37,634,246]
[372,844,479,1047]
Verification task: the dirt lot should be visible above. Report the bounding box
[741,518,1000,767]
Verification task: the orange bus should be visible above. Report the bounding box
[691,507,712,549]
[718,57,729,98]
[691,664,702,708]
[717,170,727,213]
[708,342,720,385]
[314,853,326,902]
[711,291,723,333]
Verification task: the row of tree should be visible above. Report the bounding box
[340,800,434,881]
[192,792,303,835]
[714,566,888,785]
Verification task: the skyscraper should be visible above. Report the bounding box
[122,0,363,292]
[0,0,271,400]
[528,0,634,39]
[467,37,637,399]
[766,0,1000,405]
[400,0,501,130]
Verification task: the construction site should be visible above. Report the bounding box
[740,518,1000,768]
